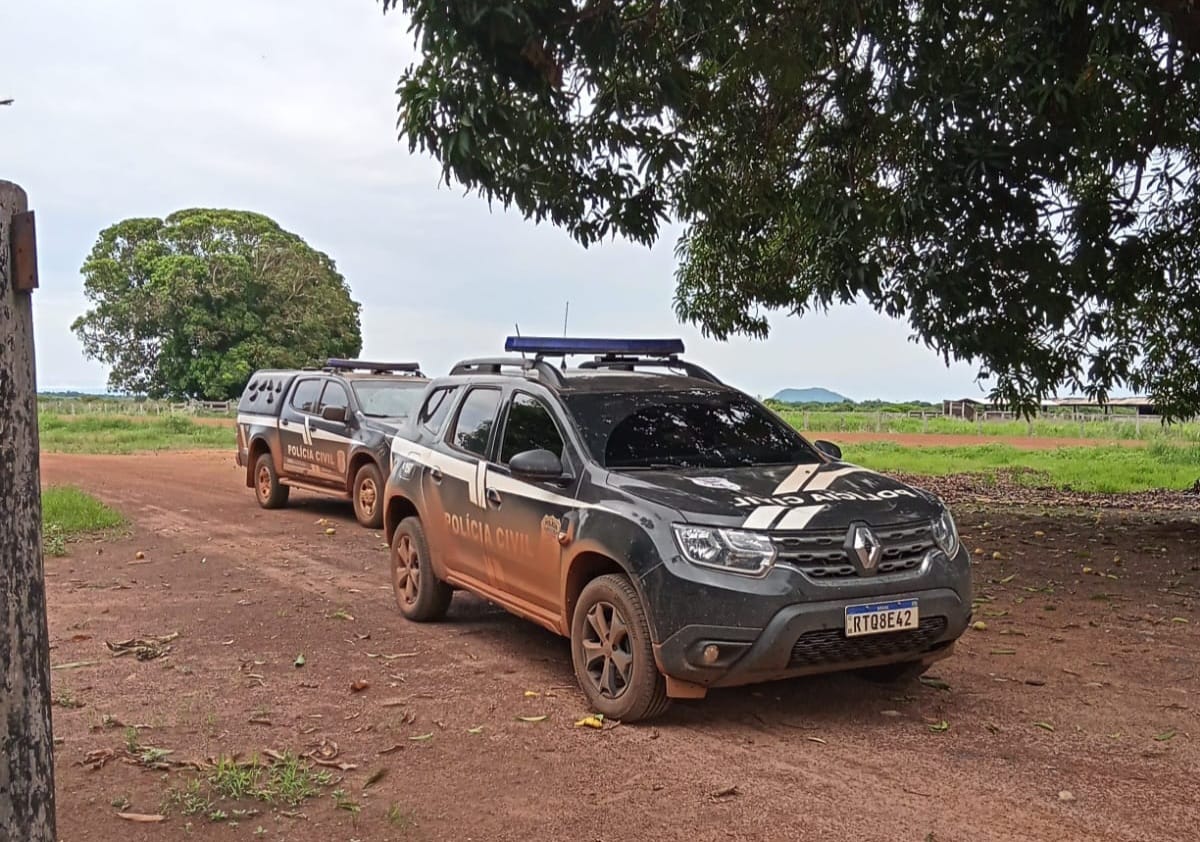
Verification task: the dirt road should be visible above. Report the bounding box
[40,451,1200,841]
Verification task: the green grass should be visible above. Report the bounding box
[777,409,1200,442]
[38,413,232,454]
[42,486,125,555]
[845,441,1200,493]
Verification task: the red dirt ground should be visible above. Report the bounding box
[38,450,1200,842]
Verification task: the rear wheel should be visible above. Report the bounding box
[390,517,452,621]
[570,574,669,722]
[254,453,289,509]
[856,661,931,684]
[352,462,384,528]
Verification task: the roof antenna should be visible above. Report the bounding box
[562,301,569,336]
[514,322,525,360]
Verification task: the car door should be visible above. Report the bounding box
[279,377,326,479]
[483,389,579,614]
[431,385,503,588]
[307,379,354,486]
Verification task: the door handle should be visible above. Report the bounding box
[280,419,289,427]
[486,488,502,507]
[429,467,443,483]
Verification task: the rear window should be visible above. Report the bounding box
[563,390,819,469]
[290,379,324,414]
[417,386,459,433]
[449,387,501,457]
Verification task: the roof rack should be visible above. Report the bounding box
[324,358,424,376]
[448,357,566,387]
[577,354,722,384]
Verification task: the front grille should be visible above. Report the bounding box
[773,521,935,579]
[788,617,948,668]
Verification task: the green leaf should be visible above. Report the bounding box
[928,720,950,733]
[1154,729,1177,742]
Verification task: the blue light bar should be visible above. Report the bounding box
[504,336,685,357]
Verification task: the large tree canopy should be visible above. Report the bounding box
[73,209,362,399]
[386,0,1200,417]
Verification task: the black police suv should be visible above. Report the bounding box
[381,338,973,721]
[235,359,428,527]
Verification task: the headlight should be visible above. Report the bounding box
[672,524,777,577]
[932,508,960,558]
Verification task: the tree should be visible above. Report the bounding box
[73,209,363,399]
[385,0,1200,418]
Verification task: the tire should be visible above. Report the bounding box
[254,453,289,509]
[390,517,452,622]
[570,574,670,722]
[856,661,931,684]
[352,462,384,528]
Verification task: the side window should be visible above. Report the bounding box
[290,379,324,414]
[448,388,501,458]
[500,393,565,464]
[418,386,459,434]
[319,382,349,415]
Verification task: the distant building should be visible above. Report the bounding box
[942,398,989,420]
[1041,397,1158,416]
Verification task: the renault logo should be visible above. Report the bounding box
[845,523,883,574]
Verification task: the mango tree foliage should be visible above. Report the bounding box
[73,209,362,399]
[386,0,1200,418]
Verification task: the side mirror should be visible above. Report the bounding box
[321,405,348,423]
[814,439,842,460]
[509,448,567,481]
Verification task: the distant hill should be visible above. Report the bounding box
[772,387,850,404]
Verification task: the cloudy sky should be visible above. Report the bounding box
[2,0,987,401]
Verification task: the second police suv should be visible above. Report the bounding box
[382,337,973,721]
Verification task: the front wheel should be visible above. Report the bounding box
[390,517,452,622]
[352,462,384,528]
[254,453,289,509]
[570,574,669,722]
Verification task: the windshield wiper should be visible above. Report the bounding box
[613,461,690,471]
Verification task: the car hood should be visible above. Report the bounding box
[362,416,407,436]
[605,461,942,530]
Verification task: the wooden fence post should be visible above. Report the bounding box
[0,180,57,841]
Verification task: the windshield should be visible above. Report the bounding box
[563,389,821,469]
[350,380,426,419]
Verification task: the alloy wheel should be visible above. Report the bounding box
[580,601,633,699]
[393,533,420,606]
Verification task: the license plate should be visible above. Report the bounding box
[845,599,919,637]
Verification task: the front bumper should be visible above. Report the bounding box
[653,586,970,688]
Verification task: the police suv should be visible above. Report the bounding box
[235,359,428,527]
[382,338,972,721]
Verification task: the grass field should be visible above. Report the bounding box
[776,409,1200,442]
[38,413,232,454]
[34,408,1200,493]
[42,486,126,556]
[844,441,1200,493]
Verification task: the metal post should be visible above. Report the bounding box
[0,180,57,841]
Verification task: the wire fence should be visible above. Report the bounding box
[37,398,234,417]
[774,409,1200,442]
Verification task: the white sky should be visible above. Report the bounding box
[1,0,987,401]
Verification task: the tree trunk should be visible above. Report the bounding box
[0,180,57,840]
